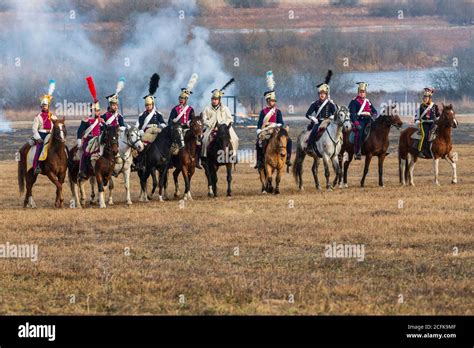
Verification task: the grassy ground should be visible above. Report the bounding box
[0,139,472,315]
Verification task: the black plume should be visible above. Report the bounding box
[149,73,160,95]
[324,70,332,85]
[221,78,235,91]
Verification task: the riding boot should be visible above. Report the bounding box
[34,164,41,175]
[255,141,263,170]
[286,137,293,166]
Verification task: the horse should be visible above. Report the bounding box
[293,106,351,191]
[258,125,289,194]
[398,103,458,186]
[170,116,204,200]
[18,118,68,208]
[68,125,119,208]
[338,105,403,188]
[202,123,234,198]
[108,126,144,205]
[138,124,182,202]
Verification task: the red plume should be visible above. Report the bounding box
[85,76,98,102]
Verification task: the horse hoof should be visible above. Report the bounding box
[159,196,164,202]
[452,180,457,184]
[327,187,333,192]
[208,193,213,198]
[434,182,440,186]
[317,186,322,192]
[274,190,280,195]
[299,186,304,192]
[108,200,114,206]
[174,192,180,198]
[126,200,132,205]
[99,204,106,209]
[227,192,232,197]
[261,190,267,194]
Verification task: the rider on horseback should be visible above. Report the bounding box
[201,78,239,163]
[133,74,166,171]
[415,87,440,158]
[32,80,57,174]
[255,71,292,169]
[348,82,378,160]
[102,77,127,128]
[303,70,336,152]
[168,73,201,168]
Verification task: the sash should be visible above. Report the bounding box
[106,112,118,125]
[142,109,156,130]
[357,99,369,116]
[262,107,276,128]
[419,102,434,120]
[173,105,189,123]
[83,119,99,139]
[315,99,329,119]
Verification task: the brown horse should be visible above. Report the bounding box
[338,106,403,188]
[171,115,204,200]
[259,126,289,194]
[68,125,119,208]
[399,104,458,186]
[18,118,68,208]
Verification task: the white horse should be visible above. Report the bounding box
[293,106,351,191]
[106,126,144,206]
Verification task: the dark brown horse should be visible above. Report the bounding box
[259,126,289,194]
[171,115,204,200]
[338,106,403,187]
[399,104,458,186]
[18,118,68,208]
[68,125,119,208]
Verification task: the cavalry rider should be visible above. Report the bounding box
[168,73,200,167]
[201,78,239,162]
[32,80,57,174]
[348,82,378,160]
[77,100,104,178]
[255,71,292,169]
[134,73,166,171]
[102,77,126,128]
[304,71,336,151]
[415,87,440,157]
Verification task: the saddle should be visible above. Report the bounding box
[410,125,437,142]
[348,122,372,145]
[314,119,331,142]
[25,136,51,172]
[142,124,162,144]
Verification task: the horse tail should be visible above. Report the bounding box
[292,136,305,184]
[18,146,27,194]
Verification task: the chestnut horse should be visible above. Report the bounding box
[18,118,68,208]
[171,115,204,200]
[338,106,403,187]
[68,125,119,208]
[399,104,458,186]
[259,125,289,194]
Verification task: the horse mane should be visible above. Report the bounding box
[276,127,288,140]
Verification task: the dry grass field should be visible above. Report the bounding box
[0,124,472,315]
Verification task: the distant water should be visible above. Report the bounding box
[342,67,456,93]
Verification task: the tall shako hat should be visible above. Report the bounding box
[264,71,276,102]
[40,79,56,106]
[356,81,368,92]
[317,70,332,94]
[106,77,125,104]
[86,76,100,112]
[211,78,235,99]
[143,73,160,105]
[180,73,198,99]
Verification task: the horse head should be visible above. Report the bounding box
[379,104,403,129]
[102,125,119,156]
[125,126,145,152]
[335,105,351,132]
[276,126,289,159]
[190,115,204,139]
[52,117,67,144]
[439,103,458,129]
[216,123,231,151]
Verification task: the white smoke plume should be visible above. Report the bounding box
[1,0,245,118]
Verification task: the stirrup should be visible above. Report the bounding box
[34,166,41,175]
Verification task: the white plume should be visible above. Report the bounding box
[266,71,275,90]
[115,77,125,94]
[186,73,198,92]
[47,79,56,96]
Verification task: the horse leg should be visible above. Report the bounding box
[322,154,332,191]
[89,176,96,205]
[433,158,440,186]
[173,168,180,198]
[331,155,340,189]
[361,153,372,188]
[399,154,407,186]
[338,152,344,188]
[123,168,132,205]
[108,177,114,205]
[407,153,416,186]
[152,169,160,201]
[45,171,63,208]
[212,166,218,198]
[57,170,66,208]
[183,168,192,200]
[78,178,87,207]
[259,165,267,194]
[226,163,232,197]
[97,174,106,208]
[311,158,322,191]
[266,164,274,193]
[378,154,386,187]
[274,168,281,195]
[24,171,38,208]
[343,152,352,188]
[445,154,457,184]
[139,169,150,202]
